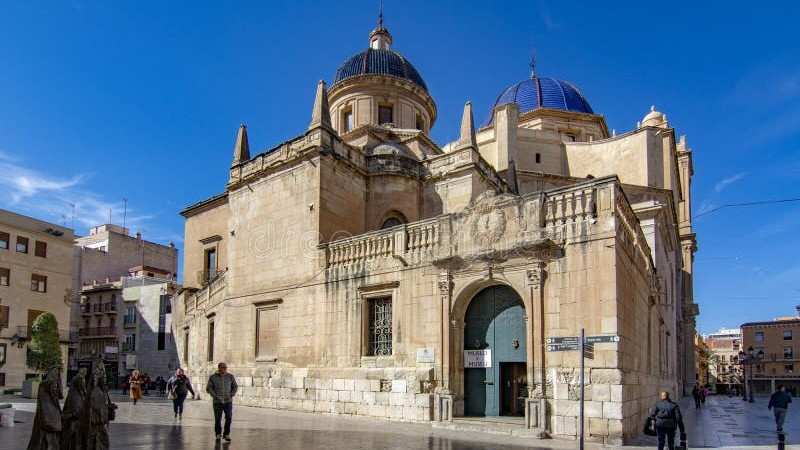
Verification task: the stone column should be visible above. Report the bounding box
[527,261,548,431]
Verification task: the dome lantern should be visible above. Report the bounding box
[369,8,392,50]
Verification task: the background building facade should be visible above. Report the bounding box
[0,209,75,389]
[704,327,742,394]
[742,310,800,396]
[70,223,178,380]
[174,21,698,444]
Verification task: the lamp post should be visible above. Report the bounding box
[749,347,764,403]
[740,346,765,402]
[728,366,734,397]
[738,350,748,401]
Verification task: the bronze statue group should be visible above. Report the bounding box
[26,360,117,450]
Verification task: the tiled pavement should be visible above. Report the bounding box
[0,392,797,449]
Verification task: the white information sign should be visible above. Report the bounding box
[464,349,492,368]
[125,354,137,369]
[416,348,435,363]
[105,346,118,354]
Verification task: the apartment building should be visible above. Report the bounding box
[0,209,75,389]
[741,309,800,395]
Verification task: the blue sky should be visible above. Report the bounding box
[1,2,798,334]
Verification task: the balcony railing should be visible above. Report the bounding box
[80,304,92,315]
[197,269,224,285]
[103,302,117,313]
[77,326,116,337]
[122,343,135,352]
[123,315,136,326]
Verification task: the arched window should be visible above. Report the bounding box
[381,217,404,229]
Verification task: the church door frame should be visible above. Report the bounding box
[461,284,528,417]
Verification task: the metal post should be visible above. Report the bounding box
[749,361,755,403]
[579,328,585,450]
[742,360,748,401]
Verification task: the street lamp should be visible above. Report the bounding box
[728,366,734,397]
[738,350,747,401]
[740,346,765,403]
[750,347,764,402]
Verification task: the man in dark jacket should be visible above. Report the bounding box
[206,362,238,442]
[768,385,792,432]
[648,391,684,450]
[691,385,702,409]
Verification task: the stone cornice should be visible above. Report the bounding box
[227,127,362,190]
[424,146,507,192]
[180,192,229,218]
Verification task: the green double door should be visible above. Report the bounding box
[464,285,527,417]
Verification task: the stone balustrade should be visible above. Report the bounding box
[185,269,228,313]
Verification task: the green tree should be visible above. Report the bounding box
[26,312,63,374]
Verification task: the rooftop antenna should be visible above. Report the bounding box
[69,203,76,230]
[108,207,112,225]
[122,198,128,231]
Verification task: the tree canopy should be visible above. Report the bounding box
[27,312,62,374]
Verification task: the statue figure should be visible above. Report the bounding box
[85,360,116,450]
[60,368,87,450]
[26,366,63,450]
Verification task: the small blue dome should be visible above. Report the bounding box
[333,48,428,92]
[480,77,594,127]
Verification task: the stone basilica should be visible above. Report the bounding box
[174,18,698,444]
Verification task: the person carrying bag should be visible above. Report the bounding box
[167,368,196,420]
[648,391,685,450]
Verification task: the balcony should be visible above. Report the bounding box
[77,326,116,338]
[102,302,117,313]
[123,315,136,327]
[16,326,78,343]
[80,304,92,315]
[92,304,104,315]
[197,268,224,286]
[121,342,136,352]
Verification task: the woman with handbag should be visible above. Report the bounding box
[167,368,196,419]
[128,370,143,405]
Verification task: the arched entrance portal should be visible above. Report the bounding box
[463,285,527,417]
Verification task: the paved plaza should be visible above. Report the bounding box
[0,392,797,449]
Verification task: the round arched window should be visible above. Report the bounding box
[381,217,404,229]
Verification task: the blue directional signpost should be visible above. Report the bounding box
[546,331,619,450]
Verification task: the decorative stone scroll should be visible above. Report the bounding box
[526,263,545,287]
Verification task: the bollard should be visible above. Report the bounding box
[678,431,687,450]
[778,432,785,450]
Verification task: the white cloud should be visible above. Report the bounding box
[693,200,717,217]
[725,59,800,108]
[713,172,747,193]
[0,156,151,235]
[538,7,559,31]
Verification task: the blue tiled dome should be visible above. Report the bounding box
[333,48,428,92]
[480,77,594,127]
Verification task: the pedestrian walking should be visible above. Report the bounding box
[143,373,151,396]
[167,368,196,420]
[700,385,708,403]
[691,385,702,409]
[768,385,792,432]
[648,391,685,450]
[128,370,143,405]
[206,362,238,442]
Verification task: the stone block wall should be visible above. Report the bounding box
[231,367,434,421]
